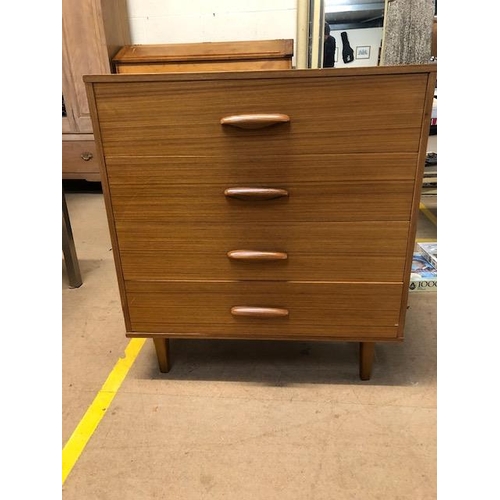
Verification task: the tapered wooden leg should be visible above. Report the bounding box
[153,338,170,373]
[359,342,375,380]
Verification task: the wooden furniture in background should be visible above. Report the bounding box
[62,0,130,181]
[62,189,82,289]
[112,39,294,73]
[85,65,436,380]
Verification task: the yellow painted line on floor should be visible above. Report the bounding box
[419,202,437,226]
[62,338,146,484]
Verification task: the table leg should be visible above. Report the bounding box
[153,338,170,373]
[62,190,82,288]
[359,342,375,380]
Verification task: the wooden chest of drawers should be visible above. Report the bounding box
[85,65,436,379]
[112,39,293,74]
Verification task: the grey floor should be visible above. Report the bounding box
[62,136,437,499]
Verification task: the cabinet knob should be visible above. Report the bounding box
[227,250,288,261]
[220,113,290,129]
[81,152,93,161]
[231,306,289,318]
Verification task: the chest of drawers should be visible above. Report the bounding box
[112,39,293,74]
[85,65,436,379]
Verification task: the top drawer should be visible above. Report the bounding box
[90,72,430,157]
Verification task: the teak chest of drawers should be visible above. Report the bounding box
[112,39,293,74]
[85,65,436,380]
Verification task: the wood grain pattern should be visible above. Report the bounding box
[84,66,437,374]
[105,153,419,184]
[125,281,402,337]
[85,65,436,82]
[108,180,414,223]
[92,73,428,156]
[113,40,294,65]
[112,40,293,75]
[115,221,409,281]
[114,60,293,73]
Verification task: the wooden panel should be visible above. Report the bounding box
[62,0,130,134]
[115,221,409,281]
[92,73,429,156]
[104,153,418,183]
[62,140,100,181]
[113,40,293,73]
[115,59,292,73]
[125,281,403,338]
[113,40,293,65]
[108,180,414,223]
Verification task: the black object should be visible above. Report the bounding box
[425,153,437,166]
[323,22,336,68]
[341,31,354,64]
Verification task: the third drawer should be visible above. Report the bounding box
[115,220,410,282]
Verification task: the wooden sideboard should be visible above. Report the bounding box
[112,39,294,73]
[85,65,436,379]
[62,0,130,181]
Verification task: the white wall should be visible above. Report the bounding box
[330,27,383,68]
[124,2,384,69]
[126,0,298,64]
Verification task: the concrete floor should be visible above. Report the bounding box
[62,136,437,499]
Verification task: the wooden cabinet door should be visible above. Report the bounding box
[62,0,130,134]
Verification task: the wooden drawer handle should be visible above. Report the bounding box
[224,187,289,200]
[231,306,289,318]
[227,250,288,261]
[220,113,290,129]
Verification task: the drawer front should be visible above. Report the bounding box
[116,221,409,282]
[109,180,414,223]
[62,140,100,179]
[105,153,419,184]
[93,73,429,157]
[125,281,402,338]
[106,153,416,222]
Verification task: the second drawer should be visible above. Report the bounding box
[109,180,415,223]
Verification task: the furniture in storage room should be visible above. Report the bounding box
[62,0,130,181]
[85,65,436,380]
[112,39,294,74]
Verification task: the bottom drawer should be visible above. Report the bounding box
[125,281,403,339]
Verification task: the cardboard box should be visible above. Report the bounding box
[409,253,437,292]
